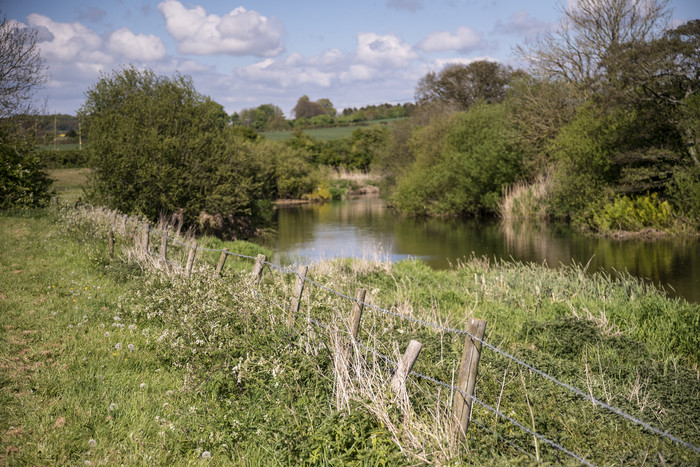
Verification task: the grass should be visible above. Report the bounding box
[48,167,90,205]
[1,206,699,465]
[263,119,401,142]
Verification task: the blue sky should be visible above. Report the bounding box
[2,0,698,117]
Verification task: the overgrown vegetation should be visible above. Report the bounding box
[2,206,698,465]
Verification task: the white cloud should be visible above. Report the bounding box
[237,50,345,88]
[356,32,418,68]
[28,13,105,63]
[417,26,484,53]
[157,0,284,57]
[108,28,167,61]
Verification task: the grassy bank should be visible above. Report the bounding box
[1,207,698,465]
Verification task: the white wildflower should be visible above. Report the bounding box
[201,451,211,459]
[88,438,97,448]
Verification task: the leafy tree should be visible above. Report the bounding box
[415,61,515,110]
[0,15,52,209]
[80,67,274,238]
[293,95,333,119]
[393,104,522,216]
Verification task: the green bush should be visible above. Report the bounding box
[589,193,673,232]
[392,103,522,216]
[0,127,53,209]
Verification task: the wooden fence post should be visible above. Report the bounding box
[215,248,229,277]
[185,242,198,277]
[121,215,127,236]
[142,225,150,253]
[287,265,308,328]
[452,318,487,439]
[250,254,267,283]
[160,234,168,261]
[391,340,423,392]
[349,288,366,341]
[108,230,114,261]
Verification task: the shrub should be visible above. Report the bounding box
[589,193,674,232]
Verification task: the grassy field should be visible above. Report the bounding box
[48,167,90,205]
[263,119,402,142]
[1,206,699,465]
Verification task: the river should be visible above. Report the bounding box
[272,196,700,303]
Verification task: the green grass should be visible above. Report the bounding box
[263,119,401,142]
[48,167,90,205]
[1,207,698,465]
[39,143,83,151]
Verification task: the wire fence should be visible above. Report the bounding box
[80,208,700,464]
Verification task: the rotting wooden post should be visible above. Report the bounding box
[250,254,267,283]
[108,230,114,261]
[391,340,423,392]
[287,265,308,328]
[185,242,198,277]
[160,234,168,261]
[52,196,59,207]
[452,318,487,439]
[349,288,366,341]
[121,215,127,236]
[142,225,150,253]
[215,248,229,277]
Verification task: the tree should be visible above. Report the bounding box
[292,95,330,119]
[80,67,274,238]
[0,15,52,209]
[415,60,515,110]
[517,0,670,93]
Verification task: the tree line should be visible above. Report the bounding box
[2,0,698,237]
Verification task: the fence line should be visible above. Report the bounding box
[71,206,700,462]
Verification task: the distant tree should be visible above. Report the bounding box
[316,98,336,116]
[293,95,328,119]
[0,15,52,209]
[415,61,515,110]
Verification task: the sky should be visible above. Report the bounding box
[2,0,699,117]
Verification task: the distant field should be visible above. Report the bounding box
[263,118,406,142]
[49,167,90,204]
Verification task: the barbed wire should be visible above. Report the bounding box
[93,210,700,457]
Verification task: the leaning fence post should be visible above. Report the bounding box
[250,254,267,283]
[287,265,308,328]
[142,224,150,253]
[215,248,229,277]
[349,288,366,341]
[452,317,487,439]
[108,230,114,261]
[160,234,168,261]
[391,340,423,392]
[185,242,198,277]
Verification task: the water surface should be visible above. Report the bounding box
[273,197,700,303]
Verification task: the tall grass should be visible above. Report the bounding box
[498,174,550,220]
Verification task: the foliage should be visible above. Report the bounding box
[0,125,53,209]
[40,148,89,168]
[293,95,334,119]
[415,60,516,110]
[393,103,522,216]
[80,67,280,239]
[588,193,674,232]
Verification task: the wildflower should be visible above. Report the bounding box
[128,344,135,352]
[202,451,211,459]
[113,316,121,322]
[166,390,173,397]
[83,315,88,320]
[104,332,110,338]
[100,323,105,329]
[128,324,136,331]
[84,461,92,466]
[140,382,147,389]
[109,402,117,411]
[115,343,122,350]
[88,438,97,448]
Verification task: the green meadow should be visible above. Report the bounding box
[1,204,698,465]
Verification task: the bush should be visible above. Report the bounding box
[589,193,674,232]
[0,126,53,209]
[393,103,522,216]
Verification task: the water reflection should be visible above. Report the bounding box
[273,197,700,302]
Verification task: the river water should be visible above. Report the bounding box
[272,196,700,303]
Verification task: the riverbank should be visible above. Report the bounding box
[2,207,698,464]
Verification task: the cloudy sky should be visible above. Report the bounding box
[2,0,698,117]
